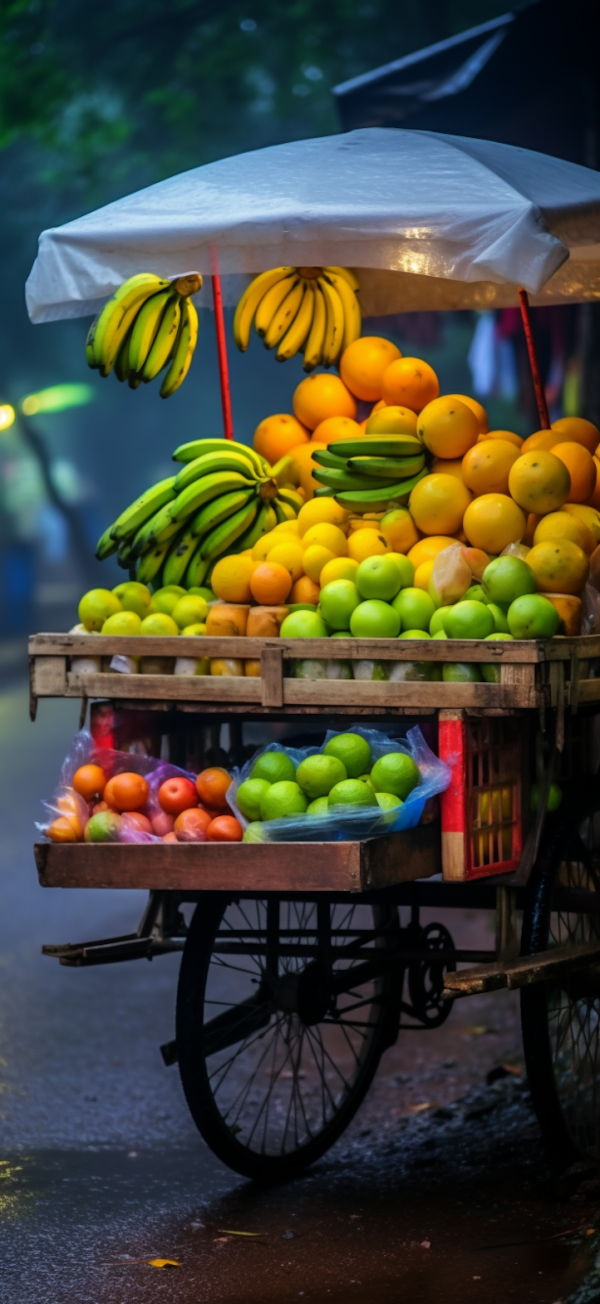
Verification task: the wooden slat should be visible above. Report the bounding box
[361,822,440,888]
[260,647,283,707]
[33,655,67,695]
[66,672,263,703]
[543,635,600,660]
[443,939,600,996]
[28,632,544,662]
[575,680,600,703]
[283,679,538,709]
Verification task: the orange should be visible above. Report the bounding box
[460,546,490,579]
[211,553,256,603]
[365,405,419,436]
[380,506,421,553]
[461,439,521,496]
[72,764,106,802]
[174,808,212,842]
[550,441,596,503]
[291,441,326,499]
[552,416,600,454]
[407,536,457,568]
[206,815,244,842]
[381,357,439,412]
[290,575,321,604]
[293,374,357,429]
[526,539,589,595]
[47,815,82,842]
[318,557,359,587]
[302,522,347,556]
[266,540,305,582]
[508,451,571,515]
[532,511,596,556]
[446,394,489,433]
[417,396,479,460]
[210,658,244,676]
[297,497,349,536]
[562,503,600,545]
[543,594,582,636]
[206,604,250,636]
[196,767,232,809]
[588,458,600,510]
[463,494,526,554]
[408,474,472,536]
[339,336,402,401]
[253,413,310,464]
[104,772,149,812]
[478,429,523,450]
[250,562,293,604]
[245,659,261,676]
[246,606,290,637]
[310,416,363,444]
[431,457,465,482]
[520,430,560,455]
[347,529,389,563]
[303,545,335,581]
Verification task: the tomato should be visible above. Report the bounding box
[121,811,153,835]
[158,776,199,815]
[196,767,232,809]
[206,815,244,842]
[151,810,175,837]
[174,807,212,842]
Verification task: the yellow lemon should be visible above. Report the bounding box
[319,557,360,587]
[252,530,279,562]
[407,536,457,568]
[532,511,596,556]
[562,503,600,545]
[379,506,421,552]
[271,520,301,536]
[303,545,336,582]
[347,529,390,563]
[414,560,435,592]
[267,540,305,582]
[302,523,348,556]
[297,497,350,536]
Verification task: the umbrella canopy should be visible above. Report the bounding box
[26,128,600,323]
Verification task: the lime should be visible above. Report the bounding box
[181,623,207,635]
[319,580,360,631]
[328,779,376,809]
[84,811,122,842]
[151,585,186,616]
[101,611,142,636]
[370,752,420,800]
[236,777,271,821]
[392,587,436,633]
[483,556,536,605]
[442,662,482,682]
[429,606,452,635]
[117,582,153,618]
[353,660,389,681]
[189,586,215,602]
[288,604,318,614]
[260,781,308,821]
[431,630,448,639]
[464,584,487,603]
[445,601,494,640]
[350,600,400,638]
[172,595,209,629]
[280,611,329,638]
[485,632,514,640]
[306,797,330,817]
[112,582,130,601]
[486,603,510,633]
[388,553,414,588]
[296,754,347,798]
[324,732,372,778]
[290,659,327,679]
[140,612,180,636]
[356,556,402,601]
[375,792,403,813]
[507,595,561,639]
[389,660,442,680]
[358,773,376,792]
[78,588,122,631]
[530,782,563,814]
[398,629,431,639]
[243,822,267,843]
[331,630,351,638]
[251,751,296,784]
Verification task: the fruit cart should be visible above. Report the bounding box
[25,128,600,1181]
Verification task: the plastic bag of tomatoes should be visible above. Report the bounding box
[39,729,243,847]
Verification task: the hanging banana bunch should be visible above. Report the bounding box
[233,266,361,372]
[86,272,202,397]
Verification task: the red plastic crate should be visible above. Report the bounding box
[439,710,522,881]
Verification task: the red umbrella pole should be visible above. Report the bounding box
[211,266,234,440]
[518,288,551,429]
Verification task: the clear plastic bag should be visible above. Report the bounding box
[431,543,471,605]
[226,724,451,843]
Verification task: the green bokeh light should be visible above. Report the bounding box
[20,384,95,415]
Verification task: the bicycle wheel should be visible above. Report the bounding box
[521,787,600,1167]
[176,893,399,1181]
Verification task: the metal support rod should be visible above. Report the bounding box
[518,288,551,429]
[211,258,234,440]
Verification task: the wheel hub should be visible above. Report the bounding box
[272,963,332,1026]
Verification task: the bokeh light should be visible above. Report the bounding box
[20,384,94,416]
[0,403,15,430]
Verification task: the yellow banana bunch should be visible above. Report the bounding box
[233,266,361,371]
[86,272,203,397]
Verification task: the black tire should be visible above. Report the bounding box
[176,893,399,1182]
[520,784,600,1167]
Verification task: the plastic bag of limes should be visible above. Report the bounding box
[227,724,451,843]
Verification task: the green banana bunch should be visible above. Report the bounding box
[310,428,428,513]
[330,467,428,513]
[86,271,202,397]
[232,265,361,370]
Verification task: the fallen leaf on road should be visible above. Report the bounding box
[407,1102,432,1114]
[147,1259,181,1269]
[462,1026,490,1037]
[502,1063,522,1076]
[217,1230,266,1237]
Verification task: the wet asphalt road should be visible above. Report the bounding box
[1,682,599,1304]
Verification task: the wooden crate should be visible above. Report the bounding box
[34,822,441,894]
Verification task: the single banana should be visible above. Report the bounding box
[172,438,267,476]
[268,453,300,486]
[272,497,297,524]
[130,506,181,558]
[128,373,143,389]
[184,542,212,590]
[311,448,350,470]
[323,269,361,352]
[85,323,98,368]
[331,435,424,459]
[110,477,177,542]
[276,282,315,362]
[324,265,360,292]
[128,288,175,374]
[314,467,402,492]
[162,527,205,587]
[160,298,198,398]
[301,282,327,372]
[232,500,274,553]
[114,326,134,382]
[264,278,304,350]
[136,532,183,585]
[91,273,171,370]
[318,275,345,367]
[187,486,258,538]
[95,525,119,561]
[141,294,182,382]
[334,468,428,511]
[117,539,135,569]
[169,471,255,523]
[173,449,262,493]
[276,486,305,512]
[347,454,425,479]
[255,274,297,338]
[199,499,259,562]
[233,267,295,351]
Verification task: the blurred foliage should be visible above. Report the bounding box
[1,0,510,203]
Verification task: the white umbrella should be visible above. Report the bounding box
[26,128,600,324]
